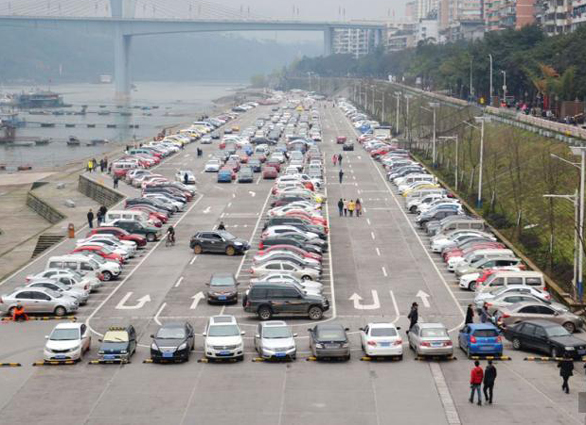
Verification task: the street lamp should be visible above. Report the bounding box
[488,54,493,103]
[463,116,490,208]
[404,94,413,144]
[570,146,586,300]
[501,70,507,104]
[421,102,439,167]
[394,93,401,135]
[439,135,459,191]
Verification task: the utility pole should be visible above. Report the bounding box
[488,54,493,104]
[395,93,400,135]
[439,135,459,191]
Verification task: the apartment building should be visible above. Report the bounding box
[332,28,377,57]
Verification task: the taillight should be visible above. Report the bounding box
[393,339,402,346]
[259,243,264,249]
[501,313,510,319]
[496,336,502,343]
[367,341,377,346]
[98,273,105,281]
[421,342,431,347]
[84,284,89,291]
[470,336,477,343]
[0,297,3,304]
[445,341,452,346]
[485,302,492,307]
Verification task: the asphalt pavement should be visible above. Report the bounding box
[0,102,583,425]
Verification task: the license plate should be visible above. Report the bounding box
[55,355,66,359]
[578,349,585,355]
[432,342,443,347]
[480,346,492,350]
[218,296,227,300]
[326,344,338,349]
[379,342,390,347]
[275,353,286,357]
[162,352,173,358]
[104,354,116,360]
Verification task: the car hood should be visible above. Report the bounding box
[262,337,295,350]
[46,339,81,351]
[550,335,585,347]
[100,341,128,352]
[205,335,242,346]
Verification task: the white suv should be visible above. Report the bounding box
[203,315,245,361]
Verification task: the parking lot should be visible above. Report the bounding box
[0,97,583,425]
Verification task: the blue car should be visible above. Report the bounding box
[217,170,233,183]
[458,323,503,358]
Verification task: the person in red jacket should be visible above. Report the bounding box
[469,360,484,405]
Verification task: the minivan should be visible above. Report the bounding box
[427,217,485,236]
[112,161,139,178]
[476,271,546,293]
[104,210,149,226]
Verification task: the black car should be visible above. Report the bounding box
[190,231,250,256]
[207,272,239,304]
[98,325,137,362]
[238,168,254,183]
[248,159,262,172]
[503,320,586,359]
[150,322,195,362]
[259,237,322,255]
[269,232,328,250]
[110,219,161,242]
[243,282,329,320]
[342,142,354,151]
[418,210,460,228]
[309,323,351,360]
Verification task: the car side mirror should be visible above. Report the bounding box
[359,327,364,331]
[150,334,154,338]
[554,312,559,316]
[45,335,49,339]
[241,331,246,336]
[293,333,298,338]
[307,328,312,332]
[202,332,207,337]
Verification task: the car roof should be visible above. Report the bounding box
[160,322,187,329]
[261,320,288,328]
[211,272,235,278]
[315,323,345,331]
[368,322,396,328]
[209,315,237,325]
[54,322,82,330]
[466,323,498,330]
[418,322,447,329]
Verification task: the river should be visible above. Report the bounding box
[0,81,246,168]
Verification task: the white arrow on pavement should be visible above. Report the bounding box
[416,290,431,308]
[249,191,256,197]
[115,292,151,310]
[349,290,380,310]
[203,206,211,214]
[190,292,205,310]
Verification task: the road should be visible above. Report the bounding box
[0,102,582,425]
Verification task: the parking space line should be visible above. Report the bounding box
[189,255,198,265]
[375,247,381,256]
[153,302,166,326]
[370,231,376,240]
[174,276,184,288]
[366,218,371,225]
[381,266,387,277]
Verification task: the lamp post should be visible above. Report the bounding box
[463,116,490,208]
[570,146,586,300]
[405,94,413,145]
[488,54,493,104]
[394,93,401,135]
[371,86,376,115]
[501,70,507,104]
[421,102,439,166]
[439,135,459,191]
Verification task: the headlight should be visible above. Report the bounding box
[70,345,81,351]
[234,242,243,246]
[151,343,158,350]
[315,343,324,349]
[341,343,349,348]
[120,350,127,354]
[565,346,575,351]
[178,343,187,350]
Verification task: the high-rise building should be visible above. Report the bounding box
[537,0,573,34]
[572,0,586,29]
[332,28,377,57]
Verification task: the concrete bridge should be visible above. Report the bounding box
[0,0,384,98]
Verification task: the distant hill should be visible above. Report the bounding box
[0,27,321,83]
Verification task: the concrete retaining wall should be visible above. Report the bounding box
[25,191,65,225]
[77,175,124,207]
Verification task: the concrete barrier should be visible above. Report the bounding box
[77,174,123,207]
[25,191,65,224]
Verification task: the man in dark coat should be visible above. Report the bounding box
[339,169,344,184]
[483,360,497,404]
[465,304,474,324]
[87,209,94,228]
[337,198,344,217]
[558,355,574,394]
[407,302,419,330]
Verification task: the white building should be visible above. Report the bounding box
[332,28,377,57]
[415,19,440,42]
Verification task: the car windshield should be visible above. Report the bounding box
[210,276,235,287]
[50,329,79,340]
[156,327,186,339]
[473,329,498,337]
[103,331,129,342]
[545,326,571,337]
[421,328,448,338]
[371,328,397,337]
[208,324,240,337]
[217,231,236,240]
[263,326,292,339]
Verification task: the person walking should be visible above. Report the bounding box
[348,200,356,217]
[104,157,108,172]
[483,360,497,404]
[98,205,107,223]
[113,175,119,189]
[337,198,344,217]
[339,169,344,184]
[465,304,475,324]
[338,153,343,166]
[87,209,94,229]
[184,172,189,185]
[87,159,93,173]
[99,158,105,173]
[96,208,104,226]
[558,354,574,394]
[92,158,97,173]
[407,302,419,331]
[480,303,490,323]
[355,199,362,217]
[470,360,484,405]
[343,199,348,217]
[332,154,338,166]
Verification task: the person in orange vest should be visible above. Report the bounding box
[12,303,28,322]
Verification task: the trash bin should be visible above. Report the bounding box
[68,223,75,239]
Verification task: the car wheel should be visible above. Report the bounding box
[409,206,417,213]
[301,275,312,281]
[308,306,323,320]
[397,355,403,361]
[468,281,476,291]
[258,306,272,321]
[54,306,66,317]
[237,355,244,361]
[146,233,156,242]
[102,271,112,282]
[8,307,16,317]
[225,246,236,256]
[193,244,203,254]
[563,322,576,334]
[512,338,522,350]
[345,354,351,361]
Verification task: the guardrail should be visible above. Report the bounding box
[25,191,65,224]
[77,174,124,207]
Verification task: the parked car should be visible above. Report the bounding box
[43,322,91,362]
[250,260,320,281]
[150,322,195,362]
[494,302,583,333]
[263,166,278,179]
[0,287,78,316]
[407,322,453,358]
[458,323,503,358]
[206,273,239,304]
[205,159,222,172]
[108,219,161,242]
[359,322,403,359]
[203,315,245,361]
[308,323,350,360]
[254,320,297,360]
[189,231,250,255]
[503,320,586,358]
[97,325,137,362]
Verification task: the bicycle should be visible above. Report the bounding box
[165,234,175,247]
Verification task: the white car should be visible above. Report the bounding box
[474,285,551,309]
[250,260,320,281]
[261,225,319,241]
[253,250,321,268]
[203,315,245,360]
[76,240,133,258]
[200,135,212,144]
[250,273,323,292]
[254,321,297,360]
[26,268,102,291]
[430,231,495,253]
[360,322,403,359]
[77,235,137,255]
[205,159,222,172]
[175,170,196,185]
[43,323,91,362]
[27,279,89,305]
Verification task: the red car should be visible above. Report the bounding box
[86,227,147,247]
[443,242,505,262]
[257,244,322,261]
[285,212,327,226]
[265,160,281,172]
[72,245,124,263]
[336,136,347,144]
[263,166,278,179]
[129,207,168,224]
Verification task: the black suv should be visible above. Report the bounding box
[190,231,250,256]
[243,282,329,321]
[503,320,586,359]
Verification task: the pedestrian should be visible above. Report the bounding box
[12,302,28,322]
[465,304,474,324]
[92,158,97,173]
[343,199,348,217]
[470,360,484,405]
[348,200,355,217]
[355,198,362,217]
[197,147,202,157]
[96,209,104,226]
[104,157,108,171]
[337,198,344,217]
[332,154,338,166]
[217,221,226,231]
[87,159,93,173]
[108,163,112,174]
[558,354,574,394]
[99,158,105,172]
[99,205,107,221]
[483,360,497,404]
[480,303,489,323]
[184,173,189,185]
[339,169,344,184]
[338,153,343,166]
[407,302,419,331]
[87,209,94,228]
[113,175,119,189]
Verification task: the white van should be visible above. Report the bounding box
[397,174,436,192]
[476,271,546,293]
[104,210,149,226]
[47,254,120,282]
[405,188,446,203]
[448,249,514,272]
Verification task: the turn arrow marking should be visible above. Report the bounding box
[203,206,211,214]
[190,292,205,310]
[249,191,256,197]
[348,290,380,310]
[416,290,431,308]
[115,292,151,310]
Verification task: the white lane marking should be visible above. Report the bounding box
[381,266,387,277]
[227,202,232,208]
[115,292,151,310]
[203,206,211,214]
[174,276,184,288]
[416,290,431,308]
[249,191,256,197]
[349,290,380,310]
[371,231,376,240]
[375,247,381,256]
[153,302,166,326]
[429,363,461,425]
[85,193,204,337]
[190,292,205,310]
[256,175,262,185]
[189,255,198,265]
[389,290,400,323]
[232,193,236,198]
[366,218,371,225]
